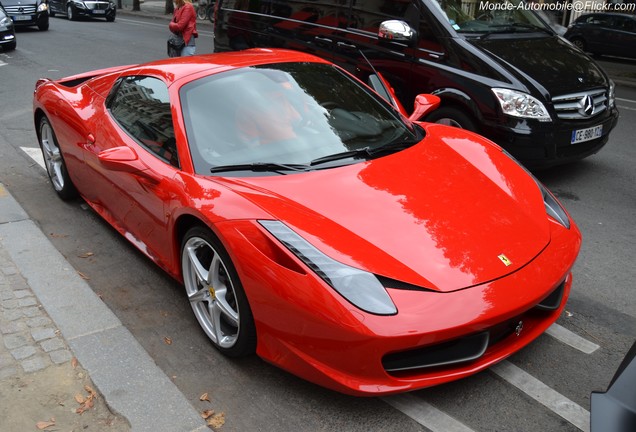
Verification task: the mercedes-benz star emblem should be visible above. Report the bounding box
[579,95,595,117]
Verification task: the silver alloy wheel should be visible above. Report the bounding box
[40,120,66,192]
[67,4,73,20]
[434,117,463,128]
[182,236,240,348]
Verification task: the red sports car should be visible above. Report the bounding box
[32,49,581,396]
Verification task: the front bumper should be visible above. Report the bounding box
[218,218,581,396]
[485,107,619,169]
[72,2,115,18]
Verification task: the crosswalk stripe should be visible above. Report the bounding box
[22,147,45,170]
[546,323,600,354]
[491,361,590,432]
[382,393,476,432]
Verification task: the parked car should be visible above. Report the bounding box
[565,12,636,59]
[48,0,116,21]
[213,0,619,169]
[0,4,16,51]
[1,0,49,30]
[33,49,582,396]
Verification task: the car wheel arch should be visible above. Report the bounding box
[425,91,481,133]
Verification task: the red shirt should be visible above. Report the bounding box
[169,3,198,45]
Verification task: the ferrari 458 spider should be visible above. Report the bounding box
[33,49,581,396]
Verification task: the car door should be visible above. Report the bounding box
[609,16,636,58]
[83,75,179,264]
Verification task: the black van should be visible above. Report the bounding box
[213,0,619,168]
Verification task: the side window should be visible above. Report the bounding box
[108,76,179,168]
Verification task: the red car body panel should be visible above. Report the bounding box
[33,49,582,396]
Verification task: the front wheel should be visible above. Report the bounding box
[181,226,256,357]
[425,106,478,132]
[38,116,78,201]
[67,4,75,20]
[106,13,115,22]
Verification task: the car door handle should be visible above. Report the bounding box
[314,36,332,45]
[337,41,357,50]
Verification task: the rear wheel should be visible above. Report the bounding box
[181,226,256,357]
[570,37,586,52]
[38,116,78,201]
[426,106,478,132]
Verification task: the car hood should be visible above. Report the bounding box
[471,36,608,94]
[220,125,550,292]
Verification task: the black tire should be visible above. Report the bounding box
[106,12,115,22]
[38,20,49,30]
[4,41,16,51]
[37,116,79,201]
[570,37,586,52]
[50,10,56,17]
[67,4,75,20]
[426,106,478,132]
[181,226,256,357]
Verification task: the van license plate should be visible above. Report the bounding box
[93,10,105,14]
[571,125,602,144]
[13,15,32,21]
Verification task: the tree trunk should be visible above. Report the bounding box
[165,0,174,14]
[132,0,140,11]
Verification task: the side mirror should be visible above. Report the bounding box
[409,94,441,121]
[378,20,416,43]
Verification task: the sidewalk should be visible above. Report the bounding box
[0,183,207,432]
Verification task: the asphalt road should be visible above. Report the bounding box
[1,16,635,432]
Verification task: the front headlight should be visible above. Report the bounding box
[492,88,551,122]
[37,2,49,11]
[260,220,397,315]
[74,1,86,8]
[0,17,12,27]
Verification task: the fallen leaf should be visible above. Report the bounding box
[78,252,94,258]
[201,409,215,419]
[36,420,55,430]
[77,271,90,280]
[75,393,86,404]
[207,412,225,429]
[84,385,96,395]
[164,337,173,345]
[200,392,210,402]
[71,357,78,369]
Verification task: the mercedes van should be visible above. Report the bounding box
[213,0,619,168]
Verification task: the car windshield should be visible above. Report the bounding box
[434,0,551,35]
[180,63,420,175]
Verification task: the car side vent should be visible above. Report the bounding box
[552,88,607,120]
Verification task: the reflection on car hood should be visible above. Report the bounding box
[224,125,550,293]
[471,36,608,94]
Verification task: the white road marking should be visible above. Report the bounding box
[615,97,636,104]
[546,323,600,354]
[21,147,45,170]
[0,60,6,67]
[491,361,590,432]
[382,394,476,432]
[617,105,636,111]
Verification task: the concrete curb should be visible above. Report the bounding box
[0,184,207,432]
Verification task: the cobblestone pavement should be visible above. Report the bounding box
[0,238,130,431]
[0,247,73,378]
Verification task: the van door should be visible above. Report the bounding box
[332,0,446,108]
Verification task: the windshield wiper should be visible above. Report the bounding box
[309,149,372,166]
[210,162,309,174]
